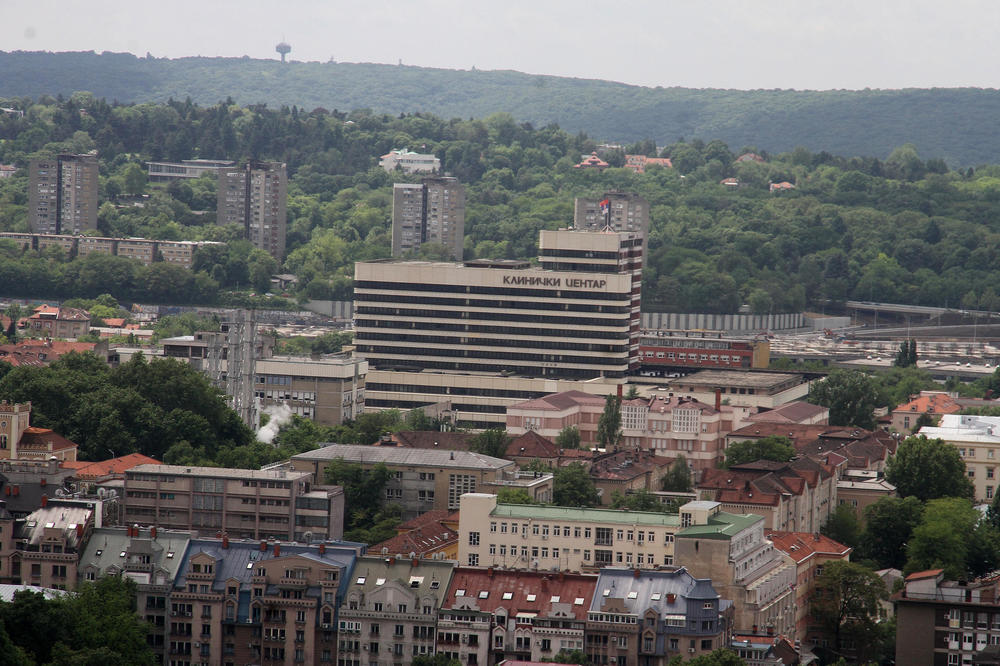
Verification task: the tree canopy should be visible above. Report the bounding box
[808,369,880,429]
[886,435,974,502]
[724,436,795,467]
[553,463,600,507]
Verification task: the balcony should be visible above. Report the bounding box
[278,577,308,589]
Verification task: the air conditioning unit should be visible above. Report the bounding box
[461,635,468,644]
[321,623,331,629]
[689,648,696,653]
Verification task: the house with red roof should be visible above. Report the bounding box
[747,401,829,426]
[27,305,90,339]
[766,530,852,643]
[768,181,796,193]
[573,152,610,170]
[0,338,106,367]
[439,567,597,665]
[588,449,674,504]
[891,390,962,433]
[697,458,837,533]
[506,390,608,448]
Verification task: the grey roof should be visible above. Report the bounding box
[18,504,93,549]
[78,527,191,585]
[295,444,514,470]
[127,464,311,481]
[589,567,721,614]
[672,370,803,389]
[345,555,456,607]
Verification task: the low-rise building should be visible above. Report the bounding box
[588,450,673,504]
[666,370,811,409]
[504,431,594,470]
[674,501,797,639]
[291,445,515,520]
[639,329,770,371]
[123,464,345,542]
[836,470,896,523]
[146,159,235,181]
[894,568,1000,666]
[696,458,837,534]
[338,555,455,664]
[439,567,596,665]
[765,530,852,643]
[747,402,829,426]
[0,400,78,462]
[623,155,672,174]
[586,567,733,665]
[892,391,962,433]
[379,149,440,173]
[28,304,90,339]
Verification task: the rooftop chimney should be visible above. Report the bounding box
[222,535,229,549]
[715,388,721,412]
[260,541,267,552]
[40,494,47,507]
[318,543,326,555]
[151,526,157,539]
[274,543,280,557]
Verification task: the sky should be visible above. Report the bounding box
[3,0,1000,91]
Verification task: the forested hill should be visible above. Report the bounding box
[3,50,1000,165]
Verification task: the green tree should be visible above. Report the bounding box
[858,496,925,570]
[553,462,599,507]
[555,425,582,449]
[886,435,974,501]
[610,489,661,512]
[821,502,861,548]
[660,454,692,492]
[808,369,880,429]
[470,428,511,458]
[684,649,748,666]
[497,488,538,505]
[544,648,588,664]
[596,394,622,450]
[724,436,795,467]
[904,497,990,579]
[811,561,887,663]
[122,162,147,196]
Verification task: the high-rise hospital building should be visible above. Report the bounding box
[353,229,642,427]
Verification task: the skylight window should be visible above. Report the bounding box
[550,596,560,603]
[119,551,126,557]
[430,581,440,589]
[526,594,536,602]
[356,577,366,585]
[651,592,662,601]
[574,598,585,605]
[456,589,466,597]
[627,591,638,599]
[409,576,424,587]
[503,592,513,600]
[95,549,103,556]
[603,589,610,597]
[246,562,253,569]
[479,591,489,599]
[375,578,386,586]
[166,552,174,559]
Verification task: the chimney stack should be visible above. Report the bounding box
[715,388,721,412]
[318,543,326,555]
[151,526,157,539]
[274,543,281,557]
[222,535,229,549]
[75,523,83,538]
[40,494,47,507]
[260,541,267,552]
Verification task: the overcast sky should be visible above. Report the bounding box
[4,0,999,91]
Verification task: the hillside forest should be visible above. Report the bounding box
[2,95,1000,314]
[4,51,1000,164]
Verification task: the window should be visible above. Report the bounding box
[469,532,480,546]
[468,553,479,566]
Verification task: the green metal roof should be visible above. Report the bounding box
[493,503,681,527]
[677,512,762,540]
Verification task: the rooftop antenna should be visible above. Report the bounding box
[275,39,291,63]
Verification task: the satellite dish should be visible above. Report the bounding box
[381,546,389,555]
[302,531,313,544]
[409,551,416,559]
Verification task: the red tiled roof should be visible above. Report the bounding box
[371,510,459,557]
[29,305,89,321]
[892,392,961,417]
[442,567,597,616]
[590,450,672,481]
[766,530,851,563]
[0,339,98,367]
[574,152,610,169]
[71,453,162,479]
[18,427,78,451]
[905,569,944,581]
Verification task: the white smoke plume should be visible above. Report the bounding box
[257,404,294,445]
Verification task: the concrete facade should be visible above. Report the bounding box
[28,153,98,235]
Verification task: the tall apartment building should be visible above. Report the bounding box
[217,161,287,260]
[122,464,345,542]
[28,153,99,235]
[574,191,649,250]
[391,177,466,260]
[355,229,641,427]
